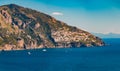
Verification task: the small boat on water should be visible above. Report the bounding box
[28,52,31,55]
[42,49,47,52]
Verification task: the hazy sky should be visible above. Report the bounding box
[0,0,120,34]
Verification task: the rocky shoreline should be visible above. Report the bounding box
[0,4,105,50]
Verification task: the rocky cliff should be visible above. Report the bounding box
[0,4,105,50]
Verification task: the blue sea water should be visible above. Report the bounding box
[0,38,120,71]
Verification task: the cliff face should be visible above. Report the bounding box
[0,4,105,50]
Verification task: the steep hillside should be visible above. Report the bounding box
[0,4,105,50]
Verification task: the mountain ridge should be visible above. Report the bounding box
[93,32,120,38]
[0,4,105,50]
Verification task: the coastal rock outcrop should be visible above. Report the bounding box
[0,4,105,50]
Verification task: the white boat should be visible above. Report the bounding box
[42,49,47,52]
[28,52,31,55]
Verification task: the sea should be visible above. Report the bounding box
[0,38,120,71]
